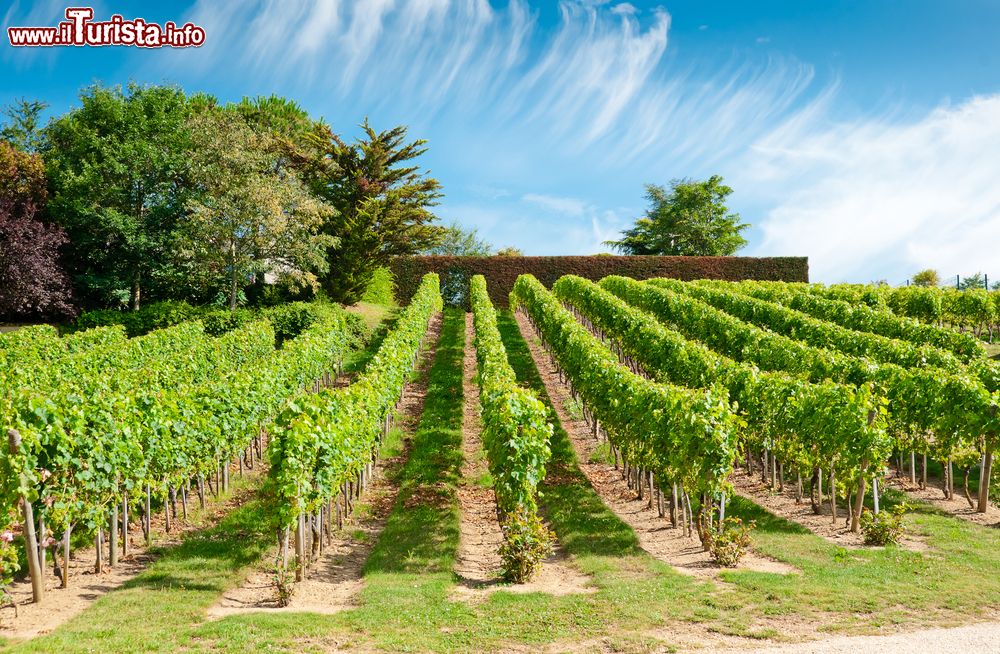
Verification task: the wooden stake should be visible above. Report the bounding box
[8,429,43,603]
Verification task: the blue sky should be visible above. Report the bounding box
[3,1,1000,284]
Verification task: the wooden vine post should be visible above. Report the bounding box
[8,429,44,603]
[851,458,869,533]
[978,404,998,513]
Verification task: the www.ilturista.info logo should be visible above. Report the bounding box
[7,7,206,48]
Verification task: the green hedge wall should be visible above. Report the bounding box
[390,255,809,308]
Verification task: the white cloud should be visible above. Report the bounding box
[744,94,1000,283]
[522,193,589,217]
[439,198,632,256]
[161,0,817,169]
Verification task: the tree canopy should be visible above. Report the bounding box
[912,269,940,287]
[0,142,74,318]
[1,85,449,317]
[183,107,335,309]
[494,246,523,256]
[423,220,492,256]
[960,272,988,291]
[43,83,197,309]
[605,176,749,256]
[303,120,442,304]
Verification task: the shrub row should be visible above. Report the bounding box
[556,275,889,532]
[715,280,985,361]
[73,300,367,346]
[268,273,442,575]
[510,274,739,499]
[470,275,553,582]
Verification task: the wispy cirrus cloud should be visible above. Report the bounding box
[159,0,821,170]
[743,94,1000,283]
[522,193,589,217]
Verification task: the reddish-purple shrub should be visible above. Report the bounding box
[0,197,76,320]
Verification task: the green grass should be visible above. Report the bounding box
[344,301,395,332]
[12,309,1000,652]
[2,477,275,653]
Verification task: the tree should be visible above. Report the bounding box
[494,246,524,256]
[0,99,47,152]
[43,83,196,310]
[911,269,940,287]
[0,142,74,319]
[960,272,987,291]
[184,107,335,310]
[605,176,749,256]
[303,120,442,304]
[423,220,492,256]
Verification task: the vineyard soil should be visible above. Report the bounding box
[512,310,797,578]
[453,313,593,599]
[1,465,264,640]
[208,313,443,618]
[731,471,929,551]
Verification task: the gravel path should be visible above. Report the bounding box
[739,622,1000,653]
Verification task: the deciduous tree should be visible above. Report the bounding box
[43,83,195,309]
[911,269,940,287]
[0,142,74,319]
[424,220,492,256]
[184,107,335,310]
[494,246,524,256]
[960,272,987,291]
[1,99,47,153]
[606,176,749,256]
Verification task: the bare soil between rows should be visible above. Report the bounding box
[207,312,443,618]
[886,472,1000,528]
[731,472,928,551]
[452,313,593,601]
[512,311,795,579]
[0,473,262,640]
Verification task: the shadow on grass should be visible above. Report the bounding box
[725,495,813,537]
[3,489,275,654]
[364,309,465,576]
[495,311,645,559]
[343,311,401,374]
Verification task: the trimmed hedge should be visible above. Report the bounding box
[390,255,808,308]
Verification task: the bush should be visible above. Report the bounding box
[201,308,255,336]
[263,302,318,344]
[498,510,554,583]
[708,517,755,567]
[860,503,907,546]
[72,299,368,346]
[75,300,198,337]
[360,266,395,306]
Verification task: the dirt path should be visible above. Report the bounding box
[208,313,443,618]
[453,313,593,601]
[0,476,262,640]
[512,311,794,579]
[885,472,1000,527]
